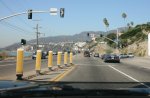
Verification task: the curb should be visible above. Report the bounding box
[23,64,75,80]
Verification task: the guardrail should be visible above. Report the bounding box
[16,49,73,80]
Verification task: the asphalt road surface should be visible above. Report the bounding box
[1,53,150,89]
[0,55,60,80]
[61,53,150,89]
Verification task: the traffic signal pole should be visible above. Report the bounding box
[0,8,65,21]
[0,11,50,21]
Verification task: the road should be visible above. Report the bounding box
[1,53,150,89]
[61,53,150,89]
[0,55,60,80]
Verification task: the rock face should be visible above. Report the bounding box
[120,41,148,56]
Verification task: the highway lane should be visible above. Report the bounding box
[1,53,150,89]
[61,54,150,89]
[0,55,63,80]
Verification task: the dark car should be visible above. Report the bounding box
[84,51,90,57]
[104,54,120,63]
[94,53,99,57]
[32,51,48,60]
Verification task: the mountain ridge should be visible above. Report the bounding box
[3,27,127,50]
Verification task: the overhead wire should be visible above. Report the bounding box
[0,21,32,34]
[0,0,33,32]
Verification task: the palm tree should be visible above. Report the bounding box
[122,13,127,26]
[127,23,130,29]
[103,18,109,34]
[130,21,134,27]
[122,13,127,20]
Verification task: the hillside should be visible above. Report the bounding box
[3,27,127,51]
[29,31,104,43]
[4,31,104,50]
[107,23,150,56]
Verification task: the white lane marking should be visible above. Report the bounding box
[108,65,150,88]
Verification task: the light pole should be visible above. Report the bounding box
[116,28,119,53]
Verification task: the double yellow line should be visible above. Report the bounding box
[50,65,76,82]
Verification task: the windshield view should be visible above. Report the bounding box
[0,0,150,97]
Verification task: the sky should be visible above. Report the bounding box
[0,0,150,48]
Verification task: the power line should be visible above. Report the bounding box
[0,21,32,34]
[0,0,33,29]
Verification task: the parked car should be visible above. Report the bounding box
[84,51,90,57]
[128,53,134,58]
[104,54,120,63]
[32,51,48,60]
[94,53,99,57]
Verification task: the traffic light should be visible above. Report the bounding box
[28,9,32,19]
[21,39,26,45]
[60,8,65,18]
[100,34,103,37]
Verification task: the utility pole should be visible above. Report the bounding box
[34,23,42,50]
[117,28,119,48]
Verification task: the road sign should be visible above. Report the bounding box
[50,8,58,16]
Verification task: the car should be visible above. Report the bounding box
[53,52,57,55]
[128,53,134,58]
[84,51,90,57]
[104,54,120,63]
[32,51,48,60]
[119,54,129,59]
[94,53,99,57]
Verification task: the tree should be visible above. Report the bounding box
[127,23,130,28]
[122,13,127,26]
[130,21,134,27]
[103,18,109,28]
[122,13,127,20]
[103,18,109,35]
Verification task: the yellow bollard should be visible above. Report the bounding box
[70,52,73,65]
[35,50,42,75]
[64,52,68,66]
[57,52,62,67]
[48,51,53,70]
[16,48,24,80]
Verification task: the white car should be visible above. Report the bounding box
[128,53,134,58]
